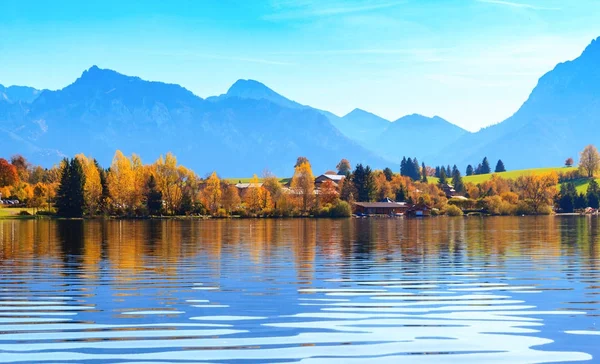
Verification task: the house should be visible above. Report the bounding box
[440,183,456,198]
[314,173,345,188]
[405,203,432,217]
[235,182,263,199]
[353,198,411,215]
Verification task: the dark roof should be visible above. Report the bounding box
[354,202,409,208]
[407,203,430,211]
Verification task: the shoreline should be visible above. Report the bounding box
[1,213,591,221]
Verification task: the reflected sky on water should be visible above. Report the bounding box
[0,217,599,363]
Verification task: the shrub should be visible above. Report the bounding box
[448,197,477,209]
[214,208,228,218]
[314,200,351,218]
[36,210,55,216]
[444,204,463,216]
[329,200,351,217]
[18,210,32,216]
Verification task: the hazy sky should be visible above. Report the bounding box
[1,0,599,131]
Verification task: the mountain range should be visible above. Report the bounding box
[1,36,600,175]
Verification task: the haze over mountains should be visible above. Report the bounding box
[1,36,600,175]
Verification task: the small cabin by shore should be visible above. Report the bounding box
[405,204,432,217]
[353,199,411,215]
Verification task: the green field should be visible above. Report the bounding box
[0,207,37,219]
[462,166,578,184]
[428,166,600,194]
[225,177,290,184]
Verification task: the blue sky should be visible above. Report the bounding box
[1,0,599,131]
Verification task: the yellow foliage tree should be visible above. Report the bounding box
[579,144,600,178]
[374,171,392,200]
[514,172,559,214]
[75,154,102,215]
[290,160,314,212]
[222,184,241,214]
[244,175,264,213]
[154,152,184,214]
[107,150,135,213]
[202,172,222,213]
[29,183,47,213]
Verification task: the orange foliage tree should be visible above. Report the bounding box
[0,158,19,187]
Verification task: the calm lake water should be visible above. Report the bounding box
[0,217,599,363]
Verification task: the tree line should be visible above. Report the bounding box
[3,144,600,218]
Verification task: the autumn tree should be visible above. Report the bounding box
[339,177,357,203]
[319,179,338,204]
[222,184,241,214]
[244,174,266,213]
[262,171,282,201]
[565,157,574,167]
[56,158,86,218]
[10,155,30,182]
[0,158,19,187]
[75,154,102,215]
[336,159,351,176]
[154,152,185,214]
[29,183,47,213]
[295,157,309,168]
[374,171,392,201]
[514,172,558,214]
[202,172,222,213]
[291,160,315,212]
[579,145,600,178]
[107,151,135,214]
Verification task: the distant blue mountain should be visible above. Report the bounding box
[3,35,600,175]
[0,66,391,176]
[375,114,468,163]
[212,80,468,164]
[433,36,600,169]
[334,108,390,145]
[0,84,42,103]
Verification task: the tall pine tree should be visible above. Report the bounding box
[481,157,491,174]
[495,159,506,173]
[145,174,163,215]
[466,165,474,176]
[56,158,86,217]
[438,168,448,185]
[413,158,421,181]
[400,157,407,177]
[421,162,428,182]
[451,165,464,193]
[586,179,600,209]
[352,164,376,202]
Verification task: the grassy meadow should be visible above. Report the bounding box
[0,207,37,219]
[430,166,600,193]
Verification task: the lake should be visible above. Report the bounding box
[0,217,599,363]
